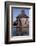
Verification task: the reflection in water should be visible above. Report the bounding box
[12,26,29,36]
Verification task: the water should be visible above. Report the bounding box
[12,26,29,36]
[12,27,17,36]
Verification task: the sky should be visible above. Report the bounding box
[11,7,30,22]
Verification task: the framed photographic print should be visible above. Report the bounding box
[5,1,35,44]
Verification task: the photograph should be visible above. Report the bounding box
[12,7,30,36]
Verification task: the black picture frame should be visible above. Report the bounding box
[5,1,35,44]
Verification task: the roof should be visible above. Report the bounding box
[16,10,29,18]
[16,14,29,18]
